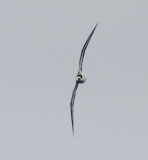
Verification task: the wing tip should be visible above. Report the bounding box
[94,23,98,30]
[71,117,74,137]
[72,126,74,137]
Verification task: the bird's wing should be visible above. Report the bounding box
[79,23,98,72]
[70,82,79,135]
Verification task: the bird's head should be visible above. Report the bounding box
[76,72,86,83]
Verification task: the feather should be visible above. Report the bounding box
[79,23,98,72]
[70,82,79,136]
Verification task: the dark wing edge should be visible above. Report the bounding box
[70,82,79,136]
[79,23,98,72]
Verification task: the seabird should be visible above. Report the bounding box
[70,23,98,135]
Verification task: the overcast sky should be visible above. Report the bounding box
[0,0,148,160]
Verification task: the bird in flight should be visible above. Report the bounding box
[70,23,98,135]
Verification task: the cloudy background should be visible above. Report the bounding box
[0,0,147,159]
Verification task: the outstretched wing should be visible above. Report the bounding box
[79,23,98,72]
[70,82,79,135]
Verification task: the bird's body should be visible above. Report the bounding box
[76,72,86,83]
[70,23,98,135]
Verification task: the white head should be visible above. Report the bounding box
[76,72,86,83]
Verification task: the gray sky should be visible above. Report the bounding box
[0,0,148,159]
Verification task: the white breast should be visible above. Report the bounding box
[76,72,86,83]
